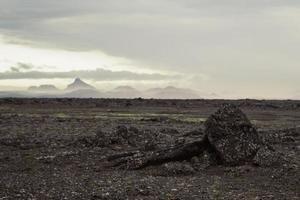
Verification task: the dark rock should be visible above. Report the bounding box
[140,116,169,122]
[95,130,112,147]
[160,128,179,135]
[282,136,296,143]
[144,139,157,151]
[205,104,261,165]
[190,151,213,170]
[116,125,129,138]
[161,162,195,176]
[73,135,96,147]
[283,128,300,137]
[128,126,139,134]
[253,146,282,167]
[183,129,205,137]
[109,104,265,169]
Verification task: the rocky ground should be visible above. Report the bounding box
[0,98,299,200]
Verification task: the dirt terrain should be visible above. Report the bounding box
[0,98,299,200]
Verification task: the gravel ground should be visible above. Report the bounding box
[0,99,299,200]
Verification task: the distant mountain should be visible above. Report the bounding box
[28,84,59,93]
[145,86,200,99]
[61,78,100,98]
[66,78,95,91]
[0,78,209,99]
[106,86,142,98]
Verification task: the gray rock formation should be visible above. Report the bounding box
[108,104,266,169]
[205,104,261,165]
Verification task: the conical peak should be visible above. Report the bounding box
[66,78,95,91]
[74,77,83,83]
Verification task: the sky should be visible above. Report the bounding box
[0,0,299,98]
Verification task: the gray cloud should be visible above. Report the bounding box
[0,66,178,81]
[10,67,19,72]
[9,63,34,72]
[1,0,299,71]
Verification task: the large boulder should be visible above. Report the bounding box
[205,104,261,165]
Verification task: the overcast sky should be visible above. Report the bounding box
[0,0,299,98]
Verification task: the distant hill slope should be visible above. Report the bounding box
[61,89,102,98]
[145,86,200,99]
[106,86,142,98]
[0,78,213,99]
[0,91,30,98]
[28,85,59,93]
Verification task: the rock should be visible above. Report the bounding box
[190,151,212,170]
[128,126,139,134]
[144,139,157,151]
[109,104,265,169]
[140,116,169,122]
[116,125,129,138]
[183,128,205,137]
[159,128,179,135]
[161,162,195,176]
[95,130,112,147]
[282,136,296,143]
[73,135,97,147]
[205,104,261,165]
[253,146,282,167]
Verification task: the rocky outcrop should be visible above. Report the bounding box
[205,104,261,165]
[108,104,266,169]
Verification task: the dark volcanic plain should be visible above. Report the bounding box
[0,98,299,200]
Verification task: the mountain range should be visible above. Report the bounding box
[0,78,216,99]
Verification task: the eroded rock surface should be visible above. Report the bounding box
[205,104,261,165]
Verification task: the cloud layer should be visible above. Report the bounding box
[0,0,300,98]
[0,64,178,81]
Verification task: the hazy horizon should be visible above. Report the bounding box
[0,0,300,99]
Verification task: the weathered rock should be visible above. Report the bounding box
[95,130,112,147]
[108,104,263,169]
[253,146,282,167]
[128,126,139,134]
[205,104,261,165]
[116,125,129,138]
[190,151,213,170]
[74,135,96,147]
